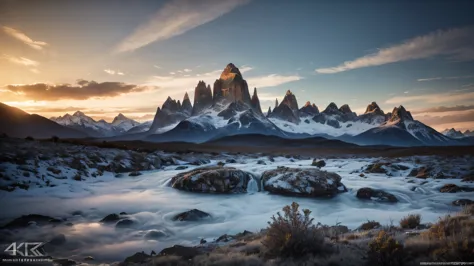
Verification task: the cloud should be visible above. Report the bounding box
[3,54,39,66]
[247,74,302,88]
[30,68,40,74]
[240,66,253,73]
[316,26,474,74]
[183,68,192,72]
[5,80,147,101]
[385,91,474,105]
[2,26,48,50]
[114,0,251,53]
[153,65,162,69]
[411,105,474,114]
[417,75,474,82]
[415,110,474,126]
[104,69,125,75]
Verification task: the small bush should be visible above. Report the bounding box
[360,220,381,231]
[368,230,404,266]
[462,205,474,216]
[25,136,34,141]
[400,214,421,229]
[262,202,328,258]
[51,135,59,143]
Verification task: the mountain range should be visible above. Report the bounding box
[50,111,140,137]
[1,63,473,147]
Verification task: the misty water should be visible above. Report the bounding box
[0,157,468,263]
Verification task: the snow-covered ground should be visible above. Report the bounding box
[1,151,473,264]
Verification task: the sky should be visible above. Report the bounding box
[1,0,474,131]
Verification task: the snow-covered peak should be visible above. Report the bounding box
[441,128,465,139]
[389,106,413,122]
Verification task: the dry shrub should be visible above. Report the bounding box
[405,213,474,262]
[360,220,381,231]
[262,202,329,258]
[367,230,404,266]
[399,214,421,229]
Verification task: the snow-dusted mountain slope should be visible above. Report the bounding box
[51,111,141,137]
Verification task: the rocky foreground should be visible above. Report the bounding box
[0,137,473,265]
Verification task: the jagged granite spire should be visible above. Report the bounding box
[267,106,272,116]
[213,63,251,106]
[251,87,262,114]
[275,99,279,109]
[181,92,192,115]
[299,101,319,117]
[268,90,300,124]
[365,102,384,116]
[192,81,213,115]
[390,105,413,122]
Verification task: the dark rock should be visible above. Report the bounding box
[365,163,389,174]
[440,184,474,193]
[452,199,474,206]
[225,159,237,163]
[169,166,254,193]
[158,245,201,259]
[49,234,66,246]
[217,161,225,167]
[115,219,135,228]
[71,210,83,216]
[84,256,94,261]
[123,252,151,264]
[173,209,210,221]
[262,167,347,197]
[1,214,60,229]
[200,238,207,244]
[356,187,398,202]
[175,166,188,170]
[216,234,229,242]
[144,230,166,239]
[257,160,266,165]
[100,213,120,223]
[312,159,326,168]
[359,173,365,177]
[128,171,142,177]
[119,212,127,215]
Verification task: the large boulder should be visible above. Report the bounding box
[172,209,210,222]
[261,167,347,197]
[440,184,474,193]
[356,187,398,202]
[168,166,255,193]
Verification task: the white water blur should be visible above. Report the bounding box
[0,157,470,263]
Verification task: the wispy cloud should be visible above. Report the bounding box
[316,26,474,74]
[411,105,474,114]
[247,74,302,89]
[30,68,40,74]
[240,66,253,73]
[5,80,147,101]
[114,0,250,53]
[386,91,474,105]
[183,68,192,72]
[2,54,39,66]
[104,69,125,75]
[2,26,48,50]
[417,75,474,82]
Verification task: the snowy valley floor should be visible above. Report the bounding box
[0,138,473,265]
